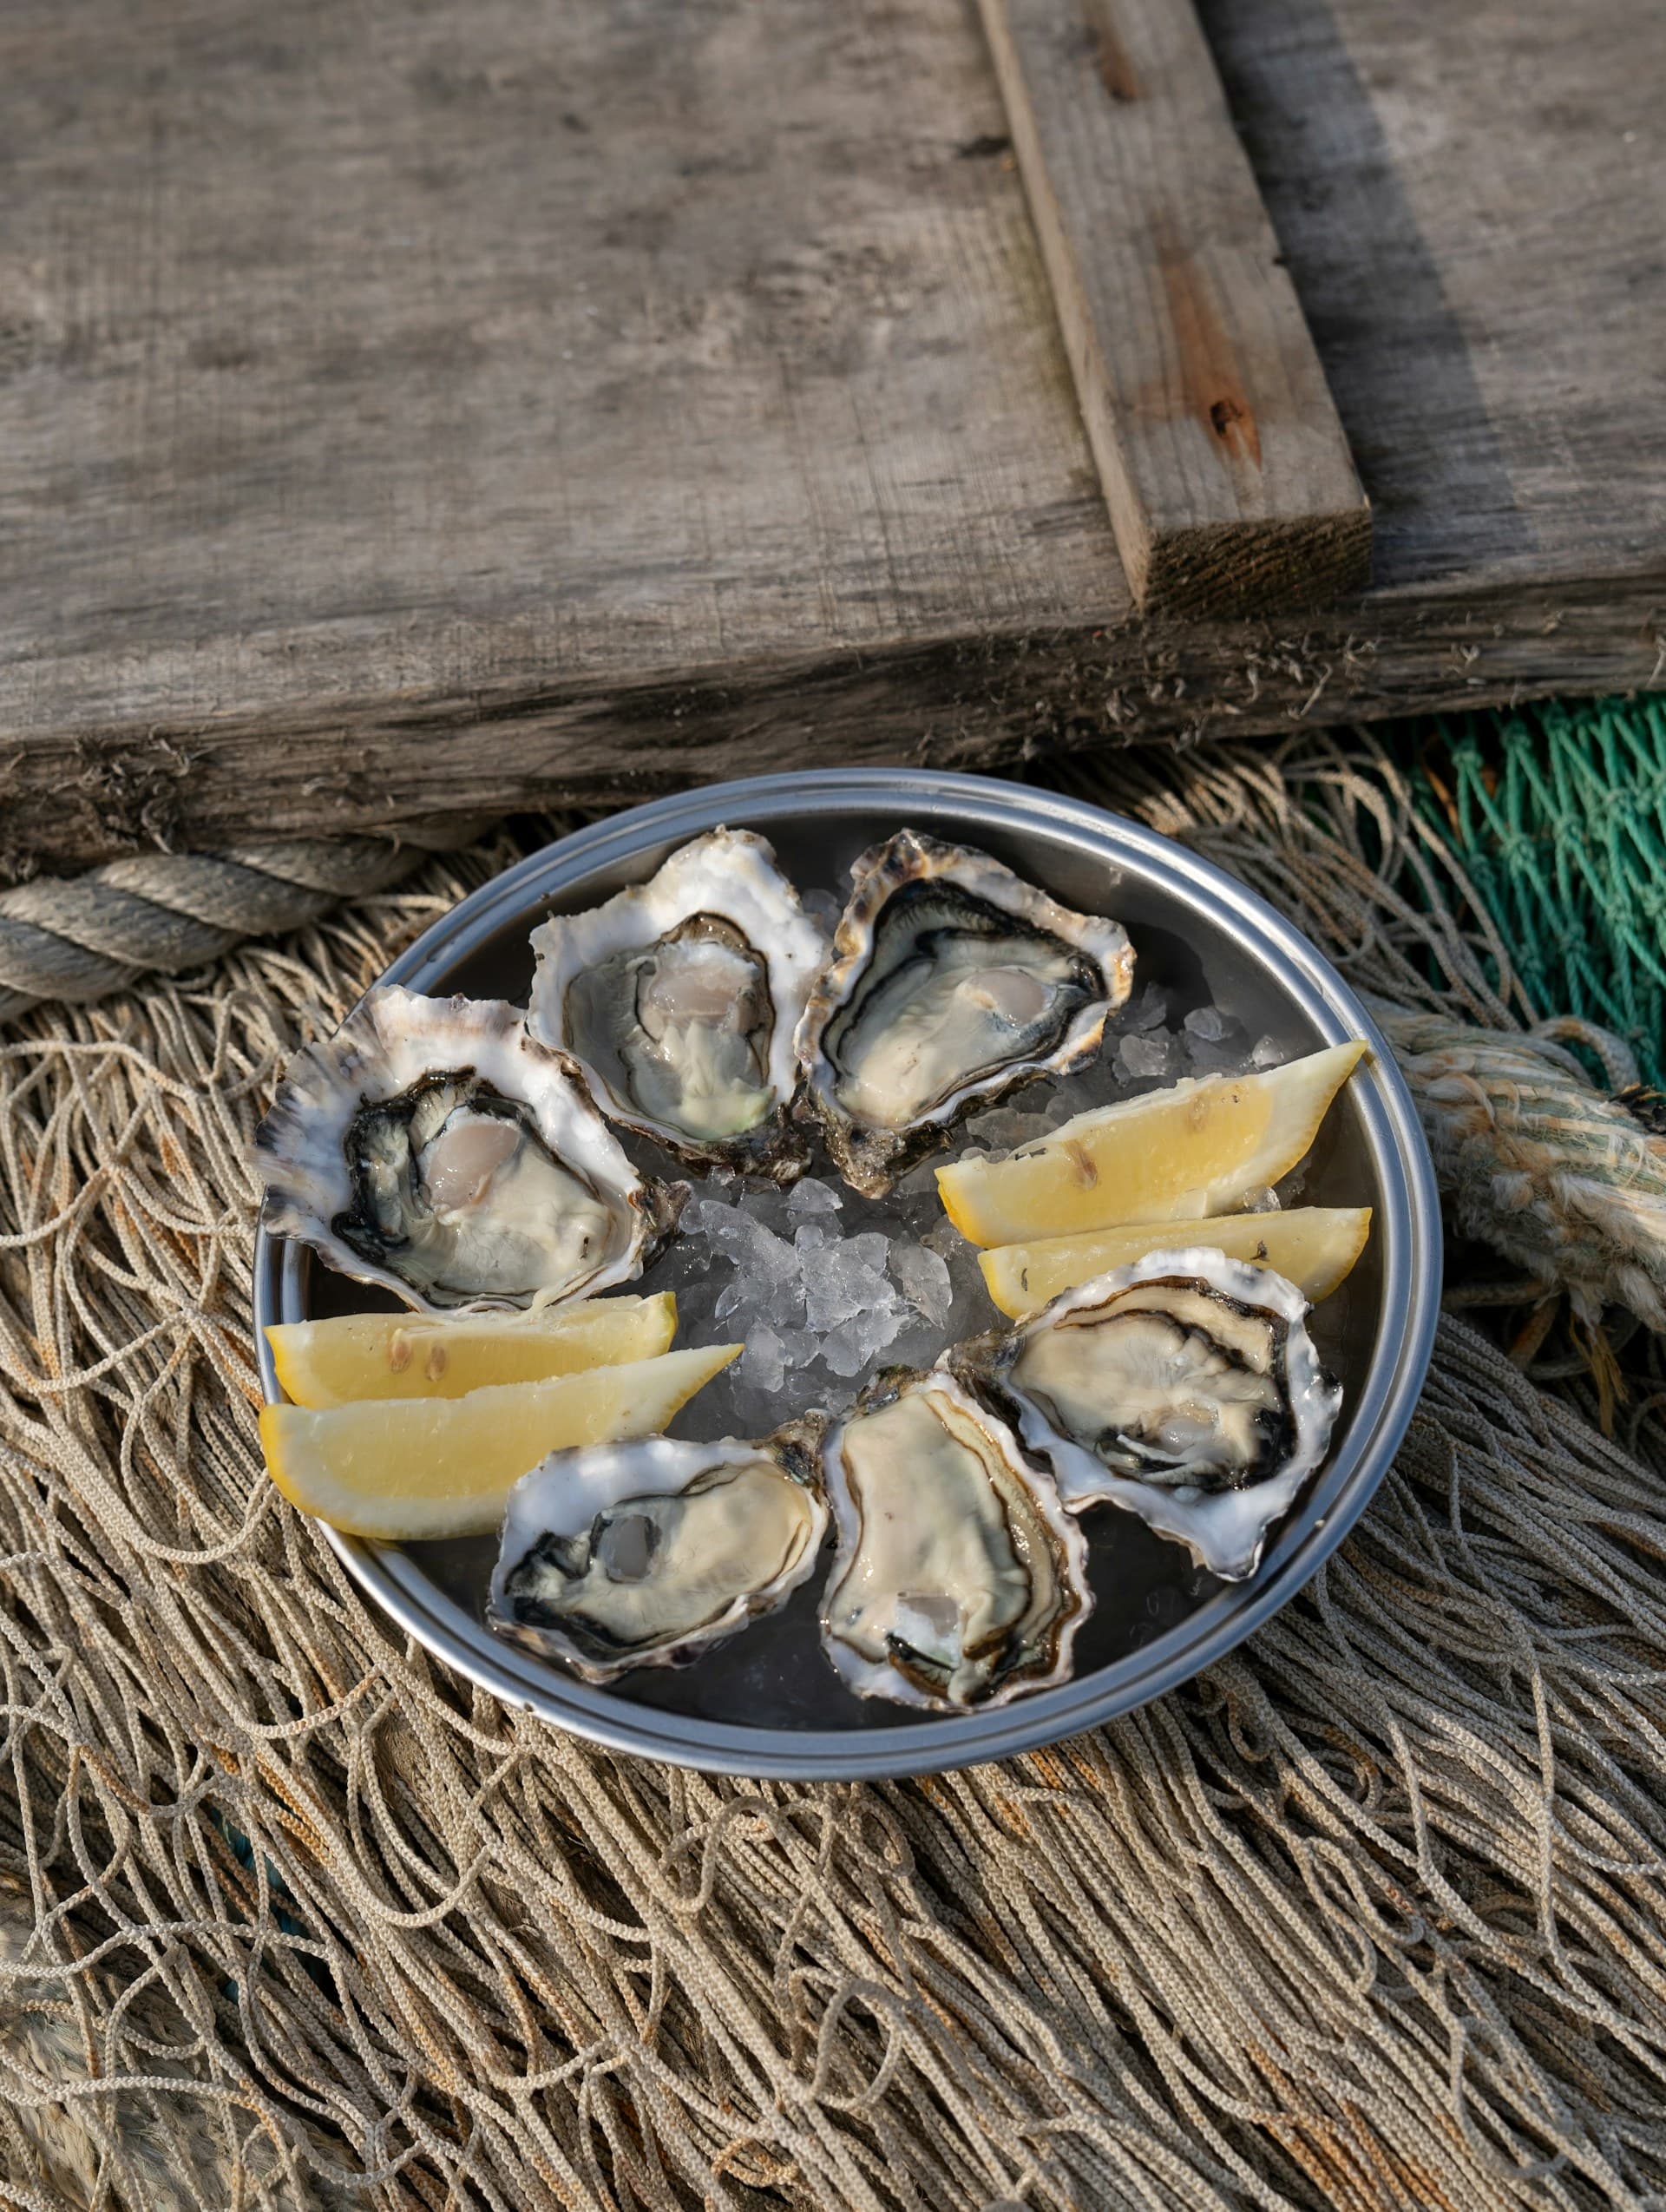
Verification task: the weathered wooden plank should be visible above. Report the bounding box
[4,571,1657,870]
[977,0,1370,615]
[0,0,1125,750]
[1196,0,1666,593]
[0,0,1662,870]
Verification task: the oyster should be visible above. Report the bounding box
[255,987,684,1312]
[818,1368,1090,1710]
[797,831,1133,1195]
[489,1422,828,1679]
[527,828,827,1178]
[953,1248,1341,1581]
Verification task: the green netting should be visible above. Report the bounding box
[1405,693,1666,1086]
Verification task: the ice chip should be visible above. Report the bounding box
[818,1324,873,1379]
[922,1214,963,1260]
[786,1176,843,1215]
[1118,1031,1180,1080]
[891,1240,953,1325]
[1183,1004,1240,1043]
[739,1323,788,1398]
[749,1221,800,1285]
[803,1257,863,1333]
[1250,1034,1284,1070]
[1123,983,1171,1034]
[694,1202,803,1331]
[777,1326,818,1372]
[819,1300,903,1377]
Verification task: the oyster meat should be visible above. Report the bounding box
[819,1368,1090,1710]
[528,828,827,1178]
[255,987,685,1312]
[797,830,1133,1195]
[953,1248,1341,1581]
[489,1423,828,1679]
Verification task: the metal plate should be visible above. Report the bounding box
[253,769,1441,1779]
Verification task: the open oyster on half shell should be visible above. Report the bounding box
[797,831,1133,1195]
[255,987,685,1313]
[818,1368,1090,1710]
[489,1421,829,1679]
[527,828,827,1180]
[951,1249,1342,1582]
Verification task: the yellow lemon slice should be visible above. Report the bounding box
[936,1040,1368,1247]
[259,1344,741,1540]
[266,1293,678,1408]
[978,1204,1373,1318]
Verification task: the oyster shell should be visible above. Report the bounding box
[255,987,685,1312]
[488,1421,829,1679]
[952,1248,1341,1581]
[797,830,1133,1195]
[818,1368,1091,1710]
[527,828,827,1179]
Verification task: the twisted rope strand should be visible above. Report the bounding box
[0,822,500,1025]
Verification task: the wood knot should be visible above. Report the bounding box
[1209,395,1260,465]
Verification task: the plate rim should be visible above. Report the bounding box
[253,766,1442,1780]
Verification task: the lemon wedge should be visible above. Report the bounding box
[978,1204,1373,1318]
[266,1293,677,1408]
[259,1344,741,1540]
[936,1040,1368,1247]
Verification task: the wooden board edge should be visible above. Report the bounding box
[2,573,1660,870]
[1143,507,1374,620]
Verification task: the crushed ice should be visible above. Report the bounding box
[637,972,1289,1439]
[648,1174,987,1435]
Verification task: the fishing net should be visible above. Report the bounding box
[1,714,1664,2210]
[1406,696,1666,1088]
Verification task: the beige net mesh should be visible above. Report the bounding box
[1,741,1663,2211]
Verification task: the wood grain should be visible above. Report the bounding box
[3,572,1657,870]
[977,0,1370,614]
[0,0,1662,868]
[1196,0,1666,594]
[0,0,1122,745]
